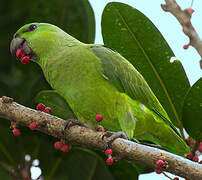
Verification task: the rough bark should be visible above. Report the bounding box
[0,97,201,179]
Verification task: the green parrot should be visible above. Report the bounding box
[10,23,189,156]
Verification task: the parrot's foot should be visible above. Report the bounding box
[102,131,129,150]
[95,124,105,132]
[62,119,87,134]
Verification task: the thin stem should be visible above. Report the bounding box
[163,171,173,180]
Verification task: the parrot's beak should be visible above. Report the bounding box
[10,35,37,62]
[10,36,25,56]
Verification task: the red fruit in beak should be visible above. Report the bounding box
[16,49,22,60]
[21,56,30,64]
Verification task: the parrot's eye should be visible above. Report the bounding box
[25,24,38,32]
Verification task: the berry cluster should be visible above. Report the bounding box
[54,141,70,152]
[186,152,199,162]
[105,148,114,165]
[36,103,51,114]
[154,159,179,179]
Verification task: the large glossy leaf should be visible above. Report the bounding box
[35,90,76,120]
[182,78,202,141]
[101,2,190,128]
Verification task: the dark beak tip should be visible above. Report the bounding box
[10,37,24,56]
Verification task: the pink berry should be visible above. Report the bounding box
[154,169,163,174]
[106,157,114,165]
[183,44,189,49]
[184,19,190,24]
[105,148,113,156]
[21,56,30,64]
[13,128,21,136]
[173,177,179,180]
[54,141,62,150]
[192,154,199,162]
[61,144,69,152]
[43,107,51,114]
[156,160,165,167]
[29,122,37,130]
[96,114,103,122]
[187,7,195,14]
[198,142,202,153]
[186,152,193,160]
[36,103,46,111]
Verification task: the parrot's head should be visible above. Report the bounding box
[10,23,79,65]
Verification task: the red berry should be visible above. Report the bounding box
[154,169,163,174]
[156,160,165,167]
[198,142,202,153]
[173,177,179,180]
[183,44,189,49]
[16,49,22,60]
[186,152,193,160]
[61,144,69,152]
[43,107,51,114]
[96,114,103,122]
[192,154,199,162]
[187,7,195,14]
[104,128,107,132]
[199,160,202,164]
[184,19,190,24]
[54,141,62,150]
[13,128,21,136]
[21,56,30,64]
[106,157,114,165]
[105,148,113,156]
[29,122,37,130]
[36,103,46,111]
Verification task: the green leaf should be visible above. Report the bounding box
[182,78,202,141]
[101,2,190,127]
[35,90,76,120]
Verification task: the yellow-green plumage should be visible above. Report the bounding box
[13,23,189,156]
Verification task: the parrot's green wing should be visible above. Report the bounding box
[91,46,165,115]
[91,46,180,136]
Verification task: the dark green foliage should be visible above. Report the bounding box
[182,78,202,141]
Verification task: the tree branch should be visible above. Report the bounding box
[161,0,202,68]
[0,96,201,179]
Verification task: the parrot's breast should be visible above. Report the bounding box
[43,46,123,131]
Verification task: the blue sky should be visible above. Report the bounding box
[88,0,202,179]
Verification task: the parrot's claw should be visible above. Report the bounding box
[62,119,87,134]
[102,131,129,150]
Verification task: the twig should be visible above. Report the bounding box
[0,96,201,179]
[161,0,202,68]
